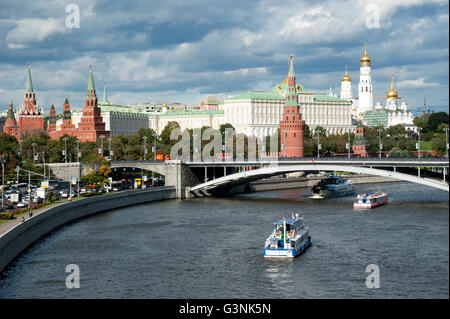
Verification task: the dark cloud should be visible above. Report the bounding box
[0,0,448,113]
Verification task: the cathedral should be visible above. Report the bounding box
[340,44,416,131]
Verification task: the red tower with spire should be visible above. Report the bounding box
[279,55,305,158]
[47,104,57,133]
[76,65,109,142]
[17,63,45,138]
[3,99,19,138]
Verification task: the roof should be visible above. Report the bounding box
[273,217,302,225]
[226,91,284,101]
[313,94,348,102]
[25,64,34,93]
[159,109,224,117]
[206,96,220,105]
[272,78,306,94]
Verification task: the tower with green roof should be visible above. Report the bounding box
[279,55,305,158]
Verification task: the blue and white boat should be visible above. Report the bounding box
[310,174,354,199]
[263,214,311,258]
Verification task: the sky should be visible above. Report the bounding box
[0,0,448,115]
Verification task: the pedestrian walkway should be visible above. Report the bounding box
[0,201,69,237]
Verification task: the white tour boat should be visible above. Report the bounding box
[263,214,311,258]
[353,191,388,209]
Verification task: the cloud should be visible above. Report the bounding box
[6,18,67,45]
[0,0,448,113]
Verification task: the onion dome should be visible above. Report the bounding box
[360,44,371,66]
[341,65,351,82]
[386,75,398,99]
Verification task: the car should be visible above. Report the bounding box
[59,189,70,198]
[17,201,27,208]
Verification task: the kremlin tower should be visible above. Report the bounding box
[279,55,305,158]
[3,99,19,137]
[76,65,109,142]
[48,104,57,132]
[17,64,45,138]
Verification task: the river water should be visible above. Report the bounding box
[0,182,448,298]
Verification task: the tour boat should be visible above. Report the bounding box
[263,214,311,258]
[353,191,388,209]
[310,174,354,199]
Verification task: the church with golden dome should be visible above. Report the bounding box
[339,43,416,132]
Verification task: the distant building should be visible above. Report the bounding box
[363,75,416,132]
[200,96,221,110]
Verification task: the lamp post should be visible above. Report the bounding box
[108,136,113,160]
[32,143,37,164]
[153,133,158,160]
[143,136,148,161]
[99,135,105,157]
[316,133,321,159]
[346,132,351,158]
[444,127,449,159]
[76,141,81,197]
[33,152,47,183]
[417,128,422,159]
[1,154,6,210]
[18,139,23,157]
[63,137,68,163]
[377,129,383,158]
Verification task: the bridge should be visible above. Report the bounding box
[110,158,449,197]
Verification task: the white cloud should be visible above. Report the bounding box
[6,18,66,44]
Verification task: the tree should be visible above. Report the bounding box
[160,121,180,146]
[426,112,449,133]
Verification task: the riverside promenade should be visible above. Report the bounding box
[0,201,68,236]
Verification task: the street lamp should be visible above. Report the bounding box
[1,154,6,210]
[444,127,449,159]
[76,140,81,197]
[316,132,321,159]
[18,139,23,157]
[32,143,37,164]
[99,135,105,156]
[36,152,46,181]
[346,132,351,158]
[108,136,113,160]
[63,137,68,163]
[417,128,422,158]
[143,136,148,161]
[377,129,383,158]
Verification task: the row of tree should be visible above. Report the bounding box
[1,116,448,185]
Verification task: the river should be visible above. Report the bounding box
[0,181,448,298]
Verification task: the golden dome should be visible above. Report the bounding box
[341,65,351,82]
[360,44,371,65]
[386,75,398,99]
